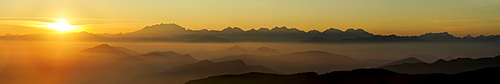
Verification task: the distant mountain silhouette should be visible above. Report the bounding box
[80,44,140,56]
[251,47,281,56]
[1,23,500,42]
[309,32,500,43]
[126,60,275,84]
[211,51,360,73]
[406,54,439,63]
[381,55,500,74]
[418,32,457,41]
[221,45,248,53]
[126,23,187,37]
[338,35,420,43]
[381,57,424,66]
[186,67,500,84]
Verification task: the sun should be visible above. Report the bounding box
[46,19,77,32]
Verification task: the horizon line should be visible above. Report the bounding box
[1,23,497,37]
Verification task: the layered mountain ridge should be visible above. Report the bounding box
[2,23,499,42]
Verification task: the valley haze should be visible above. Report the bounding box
[1,0,500,84]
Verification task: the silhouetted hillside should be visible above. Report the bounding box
[381,55,500,74]
[186,67,500,84]
[211,51,360,73]
[126,60,275,84]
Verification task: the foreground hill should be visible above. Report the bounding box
[381,55,500,74]
[186,67,500,84]
[211,51,360,73]
[125,60,275,84]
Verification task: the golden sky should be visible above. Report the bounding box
[0,0,499,36]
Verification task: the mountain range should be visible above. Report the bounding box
[1,23,499,42]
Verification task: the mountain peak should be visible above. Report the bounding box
[345,28,356,32]
[433,59,447,63]
[131,23,186,36]
[257,28,270,31]
[80,44,140,56]
[143,23,184,30]
[307,30,322,34]
[405,57,420,60]
[345,28,369,33]
[323,28,343,34]
[227,45,246,50]
[255,47,272,51]
[81,44,117,53]
[197,59,214,64]
[463,34,474,38]
[95,44,112,48]
[382,57,424,66]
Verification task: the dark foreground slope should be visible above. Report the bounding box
[381,55,500,74]
[187,67,500,84]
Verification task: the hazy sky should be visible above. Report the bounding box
[0,0,499,36]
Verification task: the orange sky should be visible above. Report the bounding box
[0,0,499,36]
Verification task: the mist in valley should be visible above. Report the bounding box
[1,41,499,84]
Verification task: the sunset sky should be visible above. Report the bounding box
[0,0,499,36]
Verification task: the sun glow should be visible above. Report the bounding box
[46,19,77,32]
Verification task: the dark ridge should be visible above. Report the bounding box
[381,55,500,74]
[186,67,500,84]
